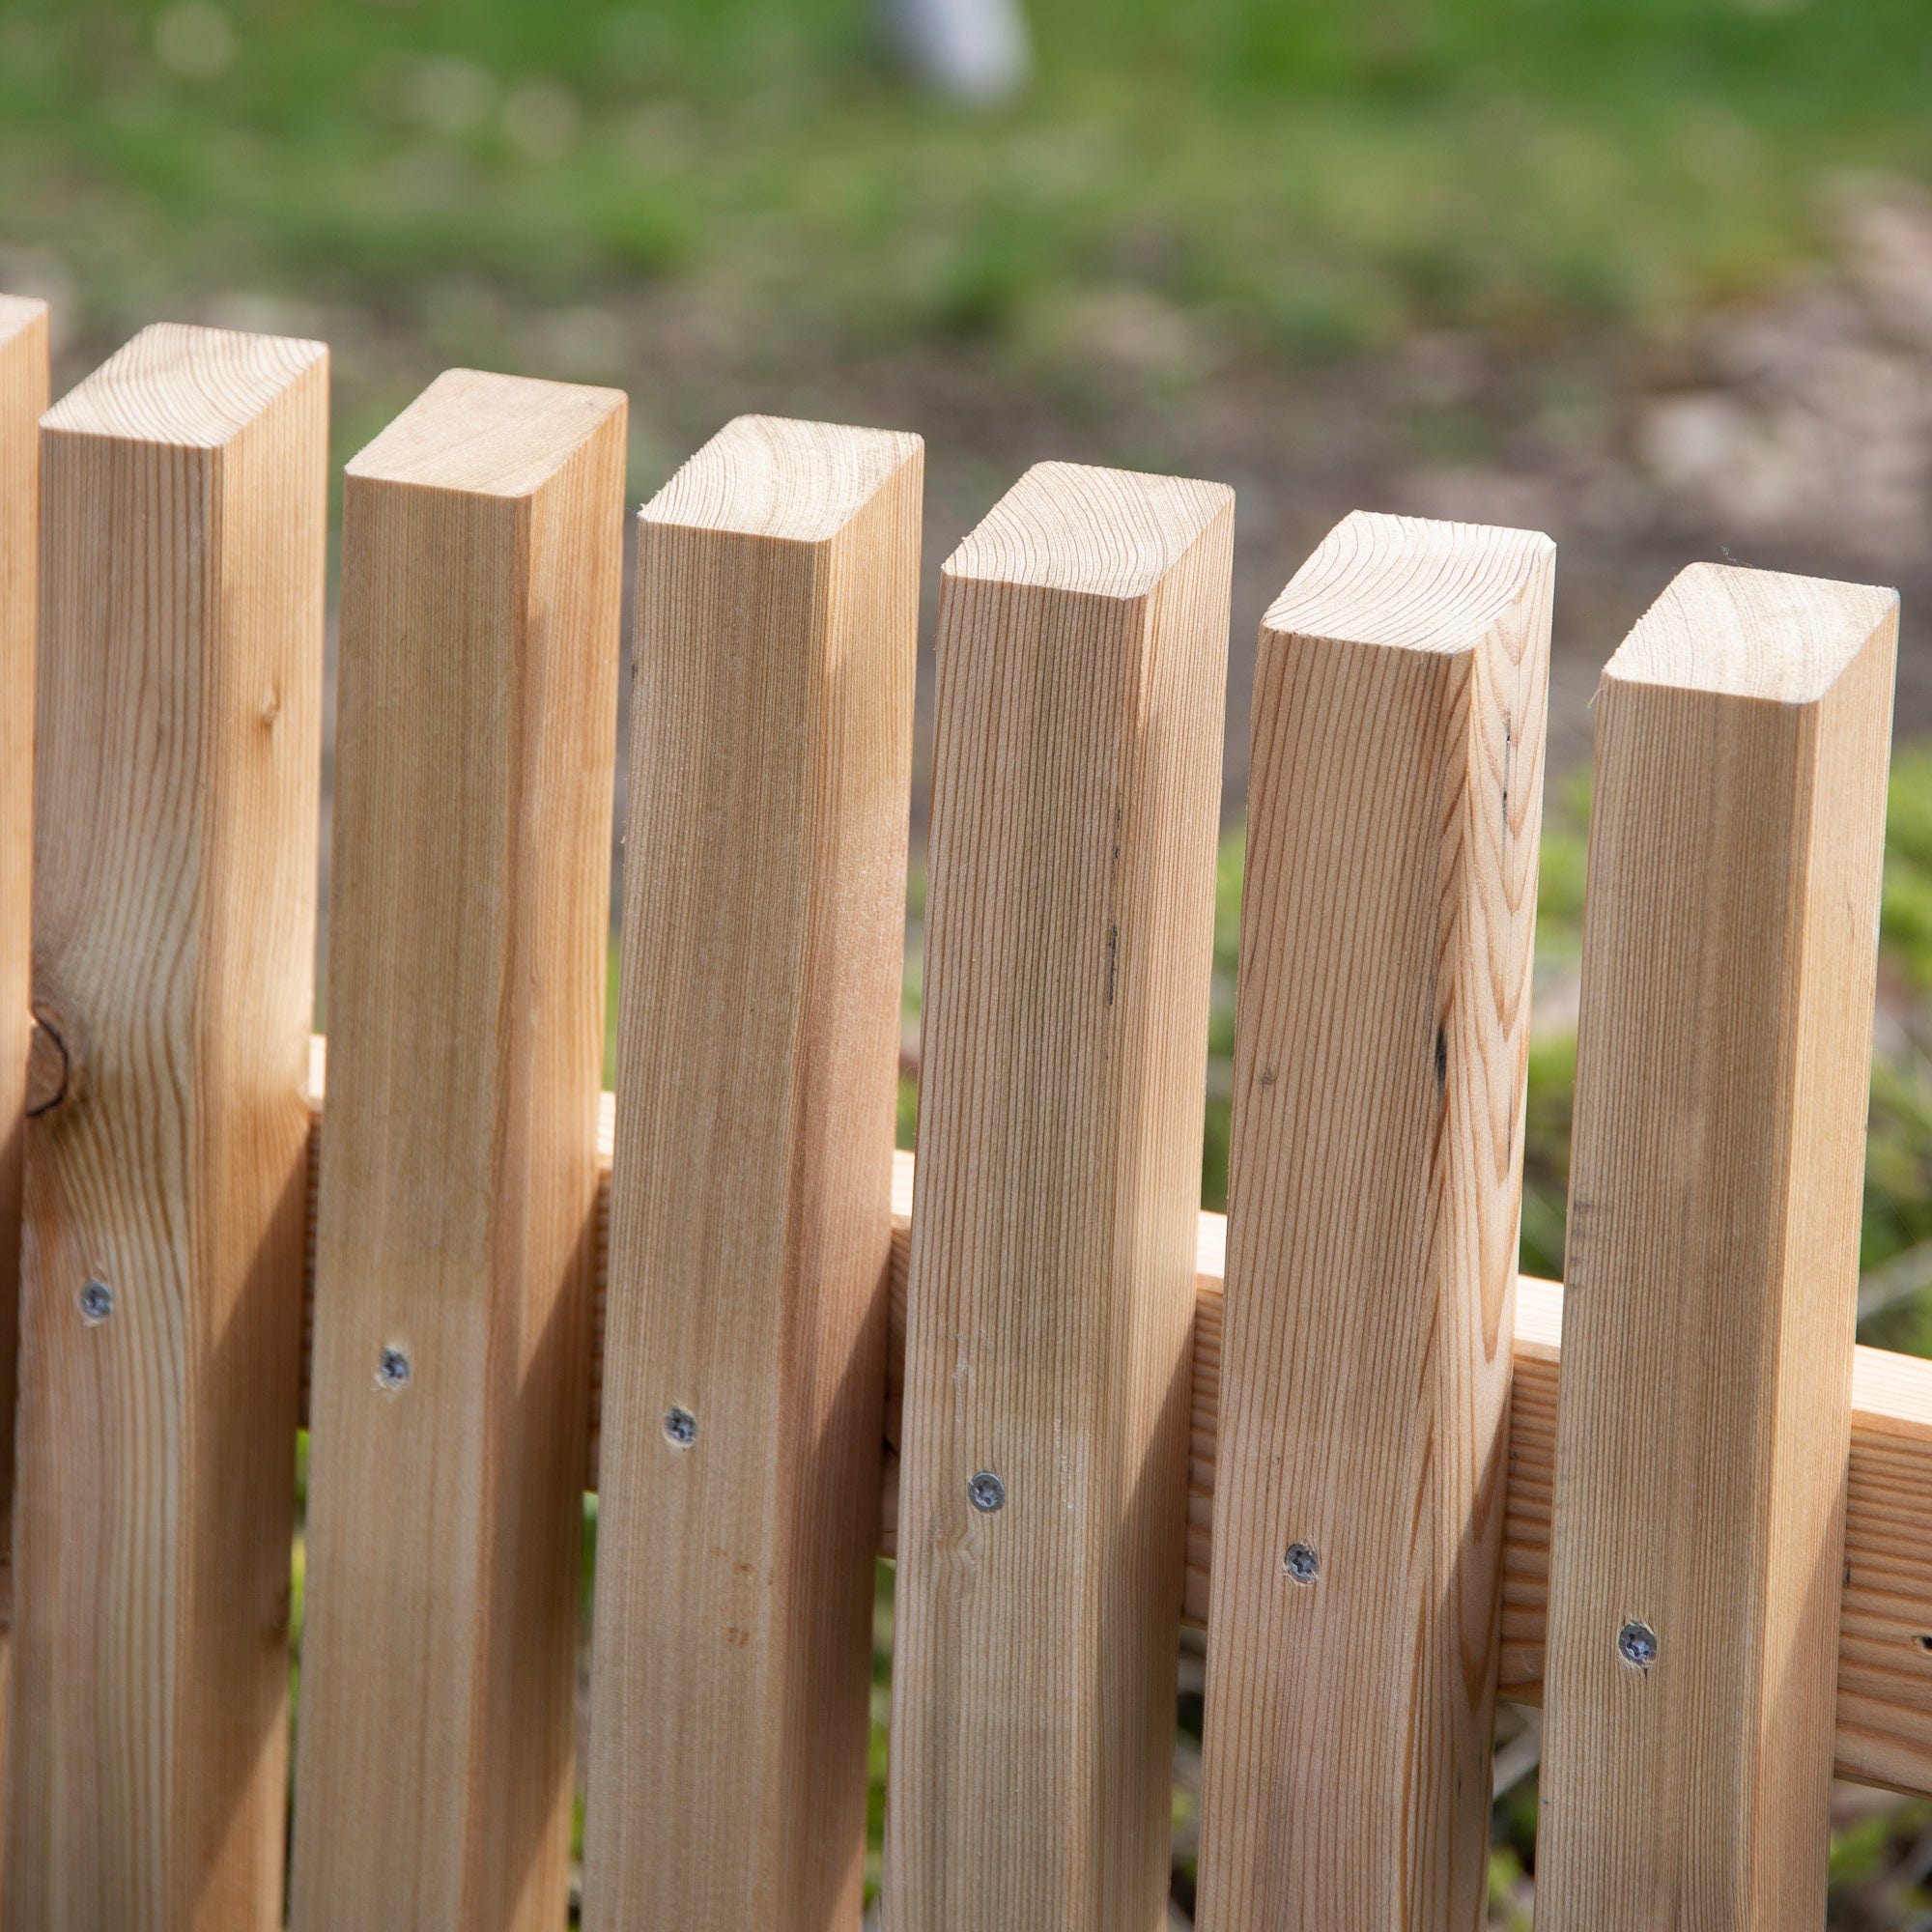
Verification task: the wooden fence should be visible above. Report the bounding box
[0,302,1925,1932]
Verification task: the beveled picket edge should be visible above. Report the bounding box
[0,293,49,1865]
[0,306,47,1570]
[240,1046,1932,1795]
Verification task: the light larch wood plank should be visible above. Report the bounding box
[290,1070,1932,1797]
[0,291,49,1892]
[289,369,625,1932]
[1195,512,1552,1932]
[1496,1284,1932,1799]
[7,323,327,1932]
[885,463,1232,1932]
[1537,562,1898,1930]
[580,415,921,1932]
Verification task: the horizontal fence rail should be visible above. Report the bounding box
[272,1050,1932,1794]
[0,301,1924,1930]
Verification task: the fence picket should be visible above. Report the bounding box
[1538,563,1897,1929]
[886,463,1231,1932]
[1194,512,1552,1930]
[6,324,327,1931]
[275,1065,1932,1796]
[1,290,1926,1921]
[580,415,921,1932]
[0,291,49,1889]
[288,371,625,1932]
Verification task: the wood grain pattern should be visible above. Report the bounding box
[1196,512,1552,1932]
[1494,1284,1932,1798]
[885,463,1232,1932]
[581,416,920,1932]
[289,1073,1932,1796]
[1537,562,1898,1930]
[289,370,624,1932]
[0,293,48,1848]
[8,323,327,1932]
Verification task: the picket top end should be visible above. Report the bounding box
[0,293,48,347]
[42,320,326,448]
[943,458,1232,602]
[1263,507,1554,660]
[1610,559,1899,706]
[642,412,922,545]
[345,365,626,498]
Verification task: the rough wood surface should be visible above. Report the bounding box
[1196,512,1552,1932]
[885,463,1232,1932]
[0,293,48,1845]
[289,370,625,1932]
[8,324,327,1932]
[290,1069,1932,1797]
[580,415,921,1932]
[1537,562,1898,1931]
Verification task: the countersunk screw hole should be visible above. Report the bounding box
[1618,1619,1659,1671]
[375,1347,411,1393]
[78,1279,114,1324]
[967,1470,1006,1514]
[664,1406,696,1448]
[1284,1541,1320,1584]
[1916,1633,1932,1654]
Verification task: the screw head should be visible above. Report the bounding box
[1617,1619,1659,1671]
[78,1279,114,1324]
[375,1346,412,1392]
[1284,1541,1321,1584]
[967,1470,1006,1514]
[663,1405,696,1448]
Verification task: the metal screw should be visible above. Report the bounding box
[1284,1541,1320,1584]
[375,1346,412,1392]
[967,1470,1006,1514]
[663,1406,696,1448]
[1617,1619,1659,1671]
[78,1279,114,1324]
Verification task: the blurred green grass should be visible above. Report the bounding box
[6,0,1932,365]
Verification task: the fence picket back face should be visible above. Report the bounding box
[0,293,47,1842]
[1538,564,1898,1929]
[886,462,1231,1932]
[289,370,625,1932]
[580,415,921,1932]
[1195,513,1552,1931]
[7,324,327,1932]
